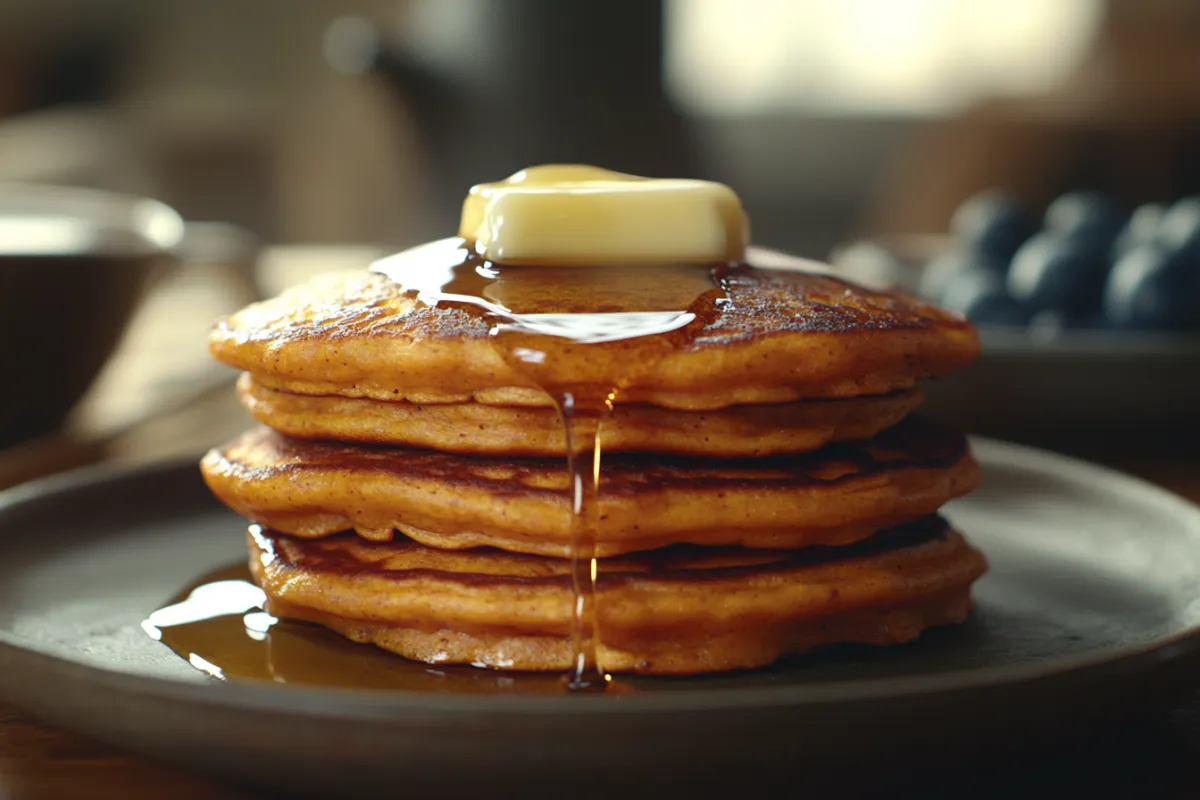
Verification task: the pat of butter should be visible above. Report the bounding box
[458,164,748,266]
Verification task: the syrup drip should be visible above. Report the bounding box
[558,392,608,689]
[143,563,577,693]
[142,520,951,692]
[149,238,729,692]
[372,238,728,690]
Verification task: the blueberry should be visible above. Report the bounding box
[1027,309,1068,338]
[1159,196,1200,264]
[1007,232,1110,320]
[1111,202,1166,262]
[1029,308,1108,333]
[1044,191,1124,247]
[1104,243,1200,331]
[950,190,1033,264]
[920,250,1006,305]
[834,241,917,293]
[940,267,1029,327]
[1073,312,1110,331]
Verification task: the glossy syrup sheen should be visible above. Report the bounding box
[142,563,573,694]
[164,238,980,690]
[142,520,952,692]
[373,238,732,690]
[154,238,730,692]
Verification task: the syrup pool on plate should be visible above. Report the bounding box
[143,560,567,693]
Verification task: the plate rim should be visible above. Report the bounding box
[0,437,1198,718]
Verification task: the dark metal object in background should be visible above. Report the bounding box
[0,184,258,450]
[327,0,699,234]
[0,186,182,450]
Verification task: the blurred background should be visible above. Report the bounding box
[0,0,1198,484]
[0,0,1155,251]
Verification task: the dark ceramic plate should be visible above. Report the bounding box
[0,439,1198,796]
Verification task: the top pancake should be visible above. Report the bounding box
[209,257,979,411]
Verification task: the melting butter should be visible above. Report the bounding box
[458,164,749,266]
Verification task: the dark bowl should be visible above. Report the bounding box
[0,184,185,450]
[831,236,1200,454]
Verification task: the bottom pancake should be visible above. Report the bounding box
[248,517,987,675]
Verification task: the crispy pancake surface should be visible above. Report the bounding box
[210,264,978,410]
[249,517,987,674]
[202,418,980,558]
[238,373,923,457]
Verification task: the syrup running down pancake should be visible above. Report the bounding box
[248,517,986,674]
[202,418,979,558]
[192,165,987,683]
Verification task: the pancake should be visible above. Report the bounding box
[249,516,987,674]
[201,418,980,558]
[237,373,924,457]
[209,259,978,411]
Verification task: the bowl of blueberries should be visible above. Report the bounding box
[834,191,1200,452]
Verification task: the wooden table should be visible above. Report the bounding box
[0,258,1197,798]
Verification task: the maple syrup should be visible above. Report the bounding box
[167,165,757,691]
[144,519,954,691]
[144,562,570,693]
[150,236,732,691]
[371,237,729,689]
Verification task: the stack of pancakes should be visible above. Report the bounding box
[201,262,986,675]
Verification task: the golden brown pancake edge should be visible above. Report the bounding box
[210,267,979,410]
[237,372,925,457]
[249,517,987,674]
[202,419,980,558]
